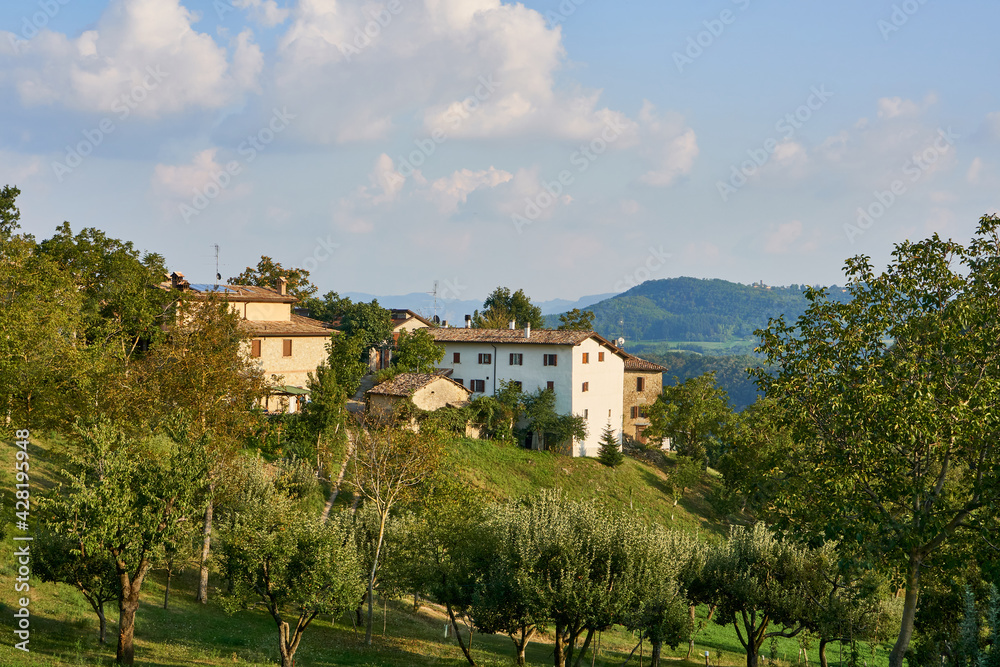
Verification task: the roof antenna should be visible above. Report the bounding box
[214,244,222,284]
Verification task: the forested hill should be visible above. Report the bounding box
[561,277,852,343]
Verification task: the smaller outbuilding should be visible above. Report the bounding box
[365,373,472,426]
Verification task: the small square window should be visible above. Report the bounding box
[631,406,638,419]
[546,381,555,391]
[584,409,589,419]
[582,382,589,392]
[512,380,522,390]
[454,378,463,386]
[478,353,492,364]
[637,377,645,392]
[283,339,293,357]
[453,352,461,363]
[543,354,557,366]
[510,353,523,366]
[598,352,605,362]
[251,340,261,358]
[582,352,590,364]
[471,379,486,393]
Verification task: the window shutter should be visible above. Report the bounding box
[283,339,293,356]
[251,340,261,358]
[453,352,461,363]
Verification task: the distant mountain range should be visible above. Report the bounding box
[544,277,851,344]
[341,291,617,324]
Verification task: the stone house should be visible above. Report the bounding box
[621,353,667,443]
[364,372,472,427]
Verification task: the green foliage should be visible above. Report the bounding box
[339,299,393,352]
[557,308,595,331]
[665,455,703,506]
[648,372,732,467]
[959,587,981,667]
[394,328,444,373]
[325,332,369,396]
[0,183,21,235]
[636,350,767,412]
[597,422,624,467]
[301,290,352,323]
[519,387,587,454]
[754,216,1000,667]
[475,286,544,329]
[228,255,317,299]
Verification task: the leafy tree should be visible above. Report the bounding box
[558,308,596,331]
[696,524,834,667]
[475,287,544,329]
[301,290,352,323]
[648,372,732,467]
[394,328,444,373]
[351,424,445,645]
[339,299,393,353]
[959,587,981,667]
[597,422,624,467]
[325,332,369,396]
[220,467,363,667]
[0,184,21,235]
[753,218,1000,667]
[42,421,208,665]
[229,255,317,300]
[665,455,703,506]
[519,387,587,454]
[34,530,120,644]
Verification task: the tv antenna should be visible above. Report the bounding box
[427,281,440,320]
[213,244,222,284]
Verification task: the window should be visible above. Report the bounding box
[631,406,638,419]
[509,353,523,366]
[546,381,555,391]
[584,409,589,419]
[630,406,649,419]
[582,352,590,364]
[582,382,589,392]
[251,340,261,358]
[636,377,645,392]
[453,352,461,363]
[454,378,463,387]
[471,379,486,393]
[478,353,492,364]
[598,352,605,362]
[283,339,293,357]
[543,354,558,366]
[511,380,522,390]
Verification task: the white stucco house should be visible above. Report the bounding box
[428,325,628,457]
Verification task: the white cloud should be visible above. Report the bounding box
[967,157,984,184]
[232,0,290,27]
[426,166,513,213]
[152,149,250,202]
[764,220,803,254]
[877,93,936,120]
[637,101,698,187]
[0,0,261,117]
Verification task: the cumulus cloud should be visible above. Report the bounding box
[232,0,290,27]
[152,148,250,203]
[764,220,803,254]
[425,166,513,213]
[0,0,262,117]
[636,101,698,187]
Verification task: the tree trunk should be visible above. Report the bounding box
[889,551,923,667]
[365,510,388,645]
[163,565,172,609]
[572,628,595,667]
[196,494,214,604]
[98,604,107,645]
[686,605,697,658]
[650,640,662,667]
[746,642,760,667]
[554,621,567,667]
[819,638,829,667]
[321,428,352,522]
[117,587,141,665]
[510,626,536,666]
[447,603,477,666]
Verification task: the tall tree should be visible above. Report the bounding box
[301,290,352,323]
[351,424,445,645]
[597,421,624,467]
[475,287,544,329]
[220,464,364,667]
[393,328,444,373]
[339,299,393,353]
[557,308,596,331]
[229,255,317,300]
[753,217,1000,667]
[43,421,208,665]
[0,184,21,235]
[647,372,732,467]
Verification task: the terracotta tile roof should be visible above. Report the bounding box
[160,280,297,304]
[623,354,668,372]
[429,328,594,346]
[391,309,436,328]
[242,314,336,337]
[366,373,471,397]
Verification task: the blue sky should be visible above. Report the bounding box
[2,0,998,301]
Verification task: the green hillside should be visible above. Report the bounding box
[547,277,852,344]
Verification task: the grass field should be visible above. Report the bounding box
[0,433,891,667]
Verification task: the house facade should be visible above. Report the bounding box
[165,272,333,413]
[365,372,472,427]
[428,326,627,457]
[622,354,667,443]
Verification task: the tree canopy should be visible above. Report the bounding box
[475,287,544,329]
[229,255,317,300]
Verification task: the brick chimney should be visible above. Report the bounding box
[170,271,188,290]
[509,320,516,330]
[525,323,531,339]
[276,276,288,296]
[465,315,472,328]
